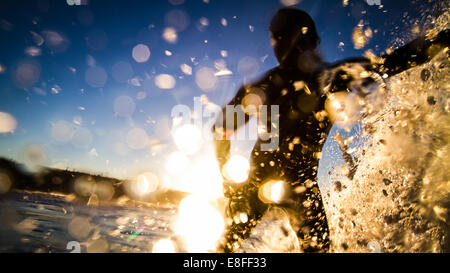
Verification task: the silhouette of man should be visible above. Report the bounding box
[213,8,449,253]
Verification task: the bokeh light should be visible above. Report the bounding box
[174,195,225,252]
[237,56,259,78]
[280,0,301,6]
[25,46,42,57]
[42,30,70,53]
[162,27,178,44]
[74,176,96,197]
[165,10,190,32]
[222,155,250,183]
[352,22,373,50]
[0,112,17,133]
[180,63,192,75]
[324,91,363,128]
[114,96,136,118]
[155,74,176,89]
[50,120,73,143]
[172,124,203,155]
[94,181,115,201]
[195,67,217,92]
[126,128,148,150]
[125,172,160,200]
[85,66,108,88]
[68,216,92,240]
[71,127,93,149]
[242,88,266,115]
[0,172,12,194]
[258,180,287,204]
[86,238,109,253]
[132,44,151,63]
[13,60,41,89]
[30,31,44,46]
[152,238,176,253]
[176,157,223,197]
[0,0,445,254]
[24,144,47,166]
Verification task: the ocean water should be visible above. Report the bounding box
[0,191,175,253]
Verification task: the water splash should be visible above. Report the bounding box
[327,47,449,253]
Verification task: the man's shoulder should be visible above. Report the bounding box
[326,57,371,70]
[239,66,284,90]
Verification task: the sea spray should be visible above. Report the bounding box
[327,48,449,253]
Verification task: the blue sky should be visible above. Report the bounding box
[0,0,437,179]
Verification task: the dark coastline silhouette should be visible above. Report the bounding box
[0,157,187,206]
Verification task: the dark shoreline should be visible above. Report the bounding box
[0,157,188,206]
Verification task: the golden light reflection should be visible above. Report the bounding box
[167,145,226,252]
[174,195,225,252]
[74,176,95,197]
[86,238,109,253]
[95,181,115,201]
[68,216,92,240]
[324,91,349,124]
[270,181,285,203]
[242,93,263,116]
[325,92,364,129]
[73,176,114,202]
[152,238,176,253]
[222,155,250,183]
[352,22,372,50]
[173,157,223,198]
[258,180,287,204]
[163,27,178,44]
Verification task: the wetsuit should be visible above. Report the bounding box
[215,29,449,253]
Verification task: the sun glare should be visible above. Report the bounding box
[152,238,176,253]
[172,124,203,155]
[222,155,250,183]
[174,195,225,252]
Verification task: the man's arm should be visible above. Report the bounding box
[212,85,250,171]
[323,29,449,96]
[379,29,449,77]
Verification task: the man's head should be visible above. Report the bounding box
[270,8,320,65]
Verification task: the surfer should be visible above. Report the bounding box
[213,8,449,253]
